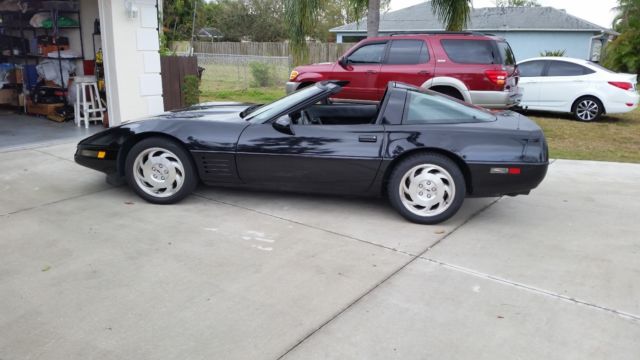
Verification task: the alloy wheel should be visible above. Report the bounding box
[576,99,599,121]
[133,147,185,198]
[398,164,455,217]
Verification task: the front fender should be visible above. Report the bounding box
[295,72,325,83]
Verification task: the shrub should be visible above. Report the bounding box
[182,75,200,107]
[249,61,274,87]
[540,49,566,57]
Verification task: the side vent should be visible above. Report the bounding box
[193,152,239,183]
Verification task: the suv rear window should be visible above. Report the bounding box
[497,42,516,65]
[441,39,496,64]
[386,40,429,65]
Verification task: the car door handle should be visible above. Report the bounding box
[418,70,431,75]
[359,135,378,142]
[366,70,377,75]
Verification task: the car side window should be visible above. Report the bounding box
[386,40,429,65]
[546,61,595,76]
[404,91,495,124]
[519,61,546,77]
[347,43,386,64]
[440,39,496,64]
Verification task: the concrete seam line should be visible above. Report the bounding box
[0,186,116,217]
[271,195,501,360]
[192,192,417,257]
[33,149,77,164]
[0,139,77,153]
[419,257,640,322]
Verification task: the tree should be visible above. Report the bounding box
[431,0,472,31]
[603,0,640,74]
[285,0,471,64]
[495,0,541,7]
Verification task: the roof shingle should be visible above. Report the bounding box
[330,2,614,34]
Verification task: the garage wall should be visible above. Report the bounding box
[98,0,164,126]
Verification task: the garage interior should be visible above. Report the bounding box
[0,0,105,150]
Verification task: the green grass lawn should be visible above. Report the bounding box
[529,109,640,164]
[200,79,640,164]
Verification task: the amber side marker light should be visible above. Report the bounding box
[97,151,106,159]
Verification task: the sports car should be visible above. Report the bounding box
[75,81,548,224]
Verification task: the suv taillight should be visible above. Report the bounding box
[608,81,633,91]
[485,70,508,86]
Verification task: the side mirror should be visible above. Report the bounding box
[338,56,348,68]
[272,117,294,135]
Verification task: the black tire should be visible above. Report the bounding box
[124,137,198,204]
[572,96,604,121]
[387,153,466,225]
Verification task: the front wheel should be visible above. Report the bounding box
[388,153,466,224]
[125,137,198,204]
[572,96,603,121]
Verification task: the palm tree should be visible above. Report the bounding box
[431,0,472,31]
[285,0,473,64]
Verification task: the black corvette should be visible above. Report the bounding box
[75,81,548,224]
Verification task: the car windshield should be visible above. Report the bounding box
[246,85,325,123]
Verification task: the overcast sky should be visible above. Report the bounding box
[388,0,618,28]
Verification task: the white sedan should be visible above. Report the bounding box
[517,57,639,121]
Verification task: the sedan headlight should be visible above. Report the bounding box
[289,70,299,81]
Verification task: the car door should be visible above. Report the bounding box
[236,121,384,194]
[535,60,595,110]
[517,60,547,108]
[377,39,434,92]
[332,41,386,101]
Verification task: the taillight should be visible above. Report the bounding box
[608,81,633,90]
[485,70,508,86]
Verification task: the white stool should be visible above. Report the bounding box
[75,81,106,128]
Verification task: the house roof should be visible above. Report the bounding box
[330,2,616,35]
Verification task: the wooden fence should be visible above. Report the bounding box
[191,41,355,64]
[160,55,199,111]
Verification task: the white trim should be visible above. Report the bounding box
[98,0,120,127]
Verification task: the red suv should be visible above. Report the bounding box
[286,32,521,108]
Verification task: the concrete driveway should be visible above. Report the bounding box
[1,142,639,360]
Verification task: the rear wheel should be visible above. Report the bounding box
[125,137,197,204]
[387,153,466,224]
[572,96,603,121]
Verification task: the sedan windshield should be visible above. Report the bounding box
[246,85,325,123]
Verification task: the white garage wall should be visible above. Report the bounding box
[98,0,164,126]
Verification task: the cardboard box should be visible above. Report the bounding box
[0,89,19,106]
[6,68,23,84]
[26,99,64,116]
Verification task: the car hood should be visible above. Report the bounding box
[152,102,254,122]
[295,62,335,73]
